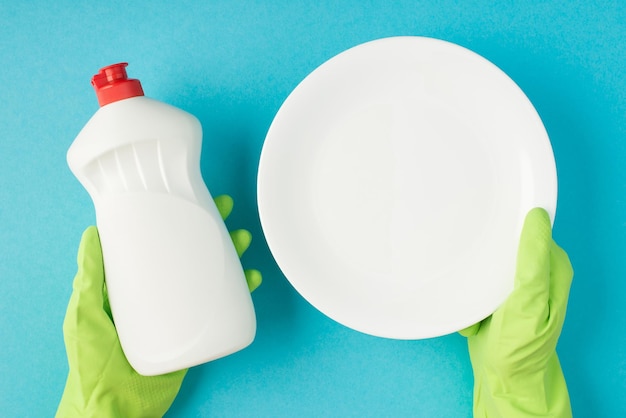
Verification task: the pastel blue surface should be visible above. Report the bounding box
[1,1,625,416]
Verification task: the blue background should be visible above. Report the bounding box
[1,1,625,416]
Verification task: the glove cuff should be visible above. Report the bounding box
[473,353,572,418]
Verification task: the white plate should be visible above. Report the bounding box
[257,36,556,339]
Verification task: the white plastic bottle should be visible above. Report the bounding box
[67,63,256,376]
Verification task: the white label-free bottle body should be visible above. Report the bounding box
[67,64,256,376]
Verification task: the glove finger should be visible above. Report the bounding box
[547,240,574,330]
[230,229,252,257]
[63,227,119,392]
[458,322,481,337]
[214,195,234,221]
[65,227,111,334]
[102,281,114,323]
[500,208,552,324]
[245,269,262,292]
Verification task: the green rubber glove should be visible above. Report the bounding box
[459,208,574,417]
[56,195,261,418]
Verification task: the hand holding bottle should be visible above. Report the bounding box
[56,196,260,418]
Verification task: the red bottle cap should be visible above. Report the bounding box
[91,63,144,107]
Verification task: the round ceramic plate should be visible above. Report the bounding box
[257,36,557,339]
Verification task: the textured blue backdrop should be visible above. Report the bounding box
[1,1,625,416]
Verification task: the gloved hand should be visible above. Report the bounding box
[56,195,261,418]
[460,208,574,417]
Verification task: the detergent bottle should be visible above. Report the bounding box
[67,63,256,376]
